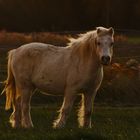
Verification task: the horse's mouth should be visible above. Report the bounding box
[101,61,110,65]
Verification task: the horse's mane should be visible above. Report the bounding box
[68,30,97,61]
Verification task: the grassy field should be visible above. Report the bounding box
[0,105,140,140]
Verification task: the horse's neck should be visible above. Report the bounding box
[72,42,99,64]
[71,40,93,58]
[69,35,102,71]
[71,47,101,72]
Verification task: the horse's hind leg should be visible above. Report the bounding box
[78,93,94,128]
[53,89,76,128]
[9,87,21,128]
[20,87,34,128]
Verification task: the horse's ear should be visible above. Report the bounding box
[97,27,102,34]
[108,27,114,35]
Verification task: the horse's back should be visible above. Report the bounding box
[12,42,68,63]
[16,42,64,56]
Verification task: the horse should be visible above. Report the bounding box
[3,27,114,128]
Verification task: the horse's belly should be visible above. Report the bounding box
[34,79,65,95]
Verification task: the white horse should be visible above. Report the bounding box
[3,27,114,128]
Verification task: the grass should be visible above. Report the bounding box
[127,36,140,45]
[114,34,140,45]
[0,105,140,140]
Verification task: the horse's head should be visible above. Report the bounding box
[95,27,114,65]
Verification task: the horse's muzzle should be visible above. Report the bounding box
[101,56,111,65]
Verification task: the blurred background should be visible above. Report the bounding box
[0,0,140,32]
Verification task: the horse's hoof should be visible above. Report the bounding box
[85,124,92,129]
[21,122,34,129]
[9,121,21,128]
[53,122,65,129]
[22,125,34,129]
[79,123,92,129]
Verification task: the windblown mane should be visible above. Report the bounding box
[68,30,97,61]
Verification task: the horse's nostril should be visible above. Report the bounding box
[106,56,110,61]
[101,56,110,64]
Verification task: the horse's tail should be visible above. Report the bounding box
[4,50,16,110]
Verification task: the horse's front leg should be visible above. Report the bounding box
[78,91,96,128]
[53,89,76,128]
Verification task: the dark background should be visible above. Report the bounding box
[0,0,140,32]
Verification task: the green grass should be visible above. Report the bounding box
[0,105,140,140]
[127,36,140,45]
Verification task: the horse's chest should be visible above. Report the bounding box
[78,67,103,92]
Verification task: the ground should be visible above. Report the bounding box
[0,105,140,140]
